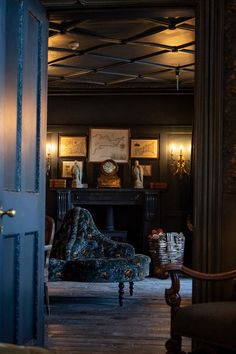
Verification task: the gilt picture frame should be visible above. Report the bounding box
[61,160,83,178]
[141,164,152,176]
[89,128,129,163]
[59,136,87,157]
[130,139,159,159]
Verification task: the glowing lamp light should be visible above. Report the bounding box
[46,143,55,176]
[169,142,191,177]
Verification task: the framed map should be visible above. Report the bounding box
[89,128,129,163]
[59,136,87,157]
[131,139,159,159]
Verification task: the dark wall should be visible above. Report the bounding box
[48,94,194,126]
[47,93,194,262]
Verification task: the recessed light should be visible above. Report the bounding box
[68,41,80,50]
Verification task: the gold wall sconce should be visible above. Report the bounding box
[169,143,191,177]
[46,142,56,176]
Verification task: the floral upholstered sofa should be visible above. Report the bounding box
[49,207,150,305]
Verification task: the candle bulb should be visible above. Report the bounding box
[46,143,55,156]
[179,145,183,155]
[46,143,52,156]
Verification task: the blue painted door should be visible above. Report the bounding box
[0,0,48,345]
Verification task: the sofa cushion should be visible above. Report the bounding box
[174,301,236,350]
[49,254,150,283]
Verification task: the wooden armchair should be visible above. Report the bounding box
[162,263,236,354]
[44,216,55,315]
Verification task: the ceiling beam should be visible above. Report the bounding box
[69,27,123,44]
[128,40,195,51]
[48,43,116,64]
[47,7,195,21]
[123,24,167,43]
[107,76,137,85]
[66,77,106,85]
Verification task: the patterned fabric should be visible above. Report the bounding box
[49,207,150,283]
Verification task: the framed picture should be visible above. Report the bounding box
[131,139,159,159]
[141,164,152,176]
[59,136,87,157]
[89,128,129,163]
[61,160,83,178]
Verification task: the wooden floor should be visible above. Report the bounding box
[45,278,192,354]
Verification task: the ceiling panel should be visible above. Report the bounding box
[100,62,165,76]
[54,54,119,69]
[47,7,195,93]
[140,28,194,47]
[90,44,164,60]
[48,50,73,63]
[145,51,194,67]
[48,65,91,77]
[49,32,102,51]
[74,19,159,39]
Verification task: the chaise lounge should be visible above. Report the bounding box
[49,206,150,305]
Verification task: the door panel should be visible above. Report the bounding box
[22,10,41,192]
[4,0,21,191]
[19,232,38,343]
[1,234,20,343]
[0,0,47,345]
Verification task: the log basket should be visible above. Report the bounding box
[148,232,185,278]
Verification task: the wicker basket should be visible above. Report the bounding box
[148,232,185,278]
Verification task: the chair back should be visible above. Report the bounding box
[45,215,55,246]
[45,216,55,279]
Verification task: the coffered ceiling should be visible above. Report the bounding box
[44,2,195,94]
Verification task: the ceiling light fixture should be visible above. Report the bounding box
[68,41,80,50]
[176,67,180,91]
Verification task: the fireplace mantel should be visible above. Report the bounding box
[49,188,166,253]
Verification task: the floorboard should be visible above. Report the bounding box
[45,278,192,354]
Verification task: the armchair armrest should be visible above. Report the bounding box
[45,245,52,252]
[161,263,236,309]
[163,263,236,281]
[45,245,53,274]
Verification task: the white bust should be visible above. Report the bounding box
[132,160,144,189]
[71,161,82,188]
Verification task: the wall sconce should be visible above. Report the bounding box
[46,142,55,176]
[169,143,191,177]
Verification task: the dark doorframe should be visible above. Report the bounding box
[193,0,225,302]
[46,0,229,302]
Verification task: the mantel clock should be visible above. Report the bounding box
[97,159,121,188]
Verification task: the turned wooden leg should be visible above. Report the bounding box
[44,281,50,315]
[129,281,134,296]
[118,282,124,306]
[165,335,185,354]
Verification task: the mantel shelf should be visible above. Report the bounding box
[52,187,166,207]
